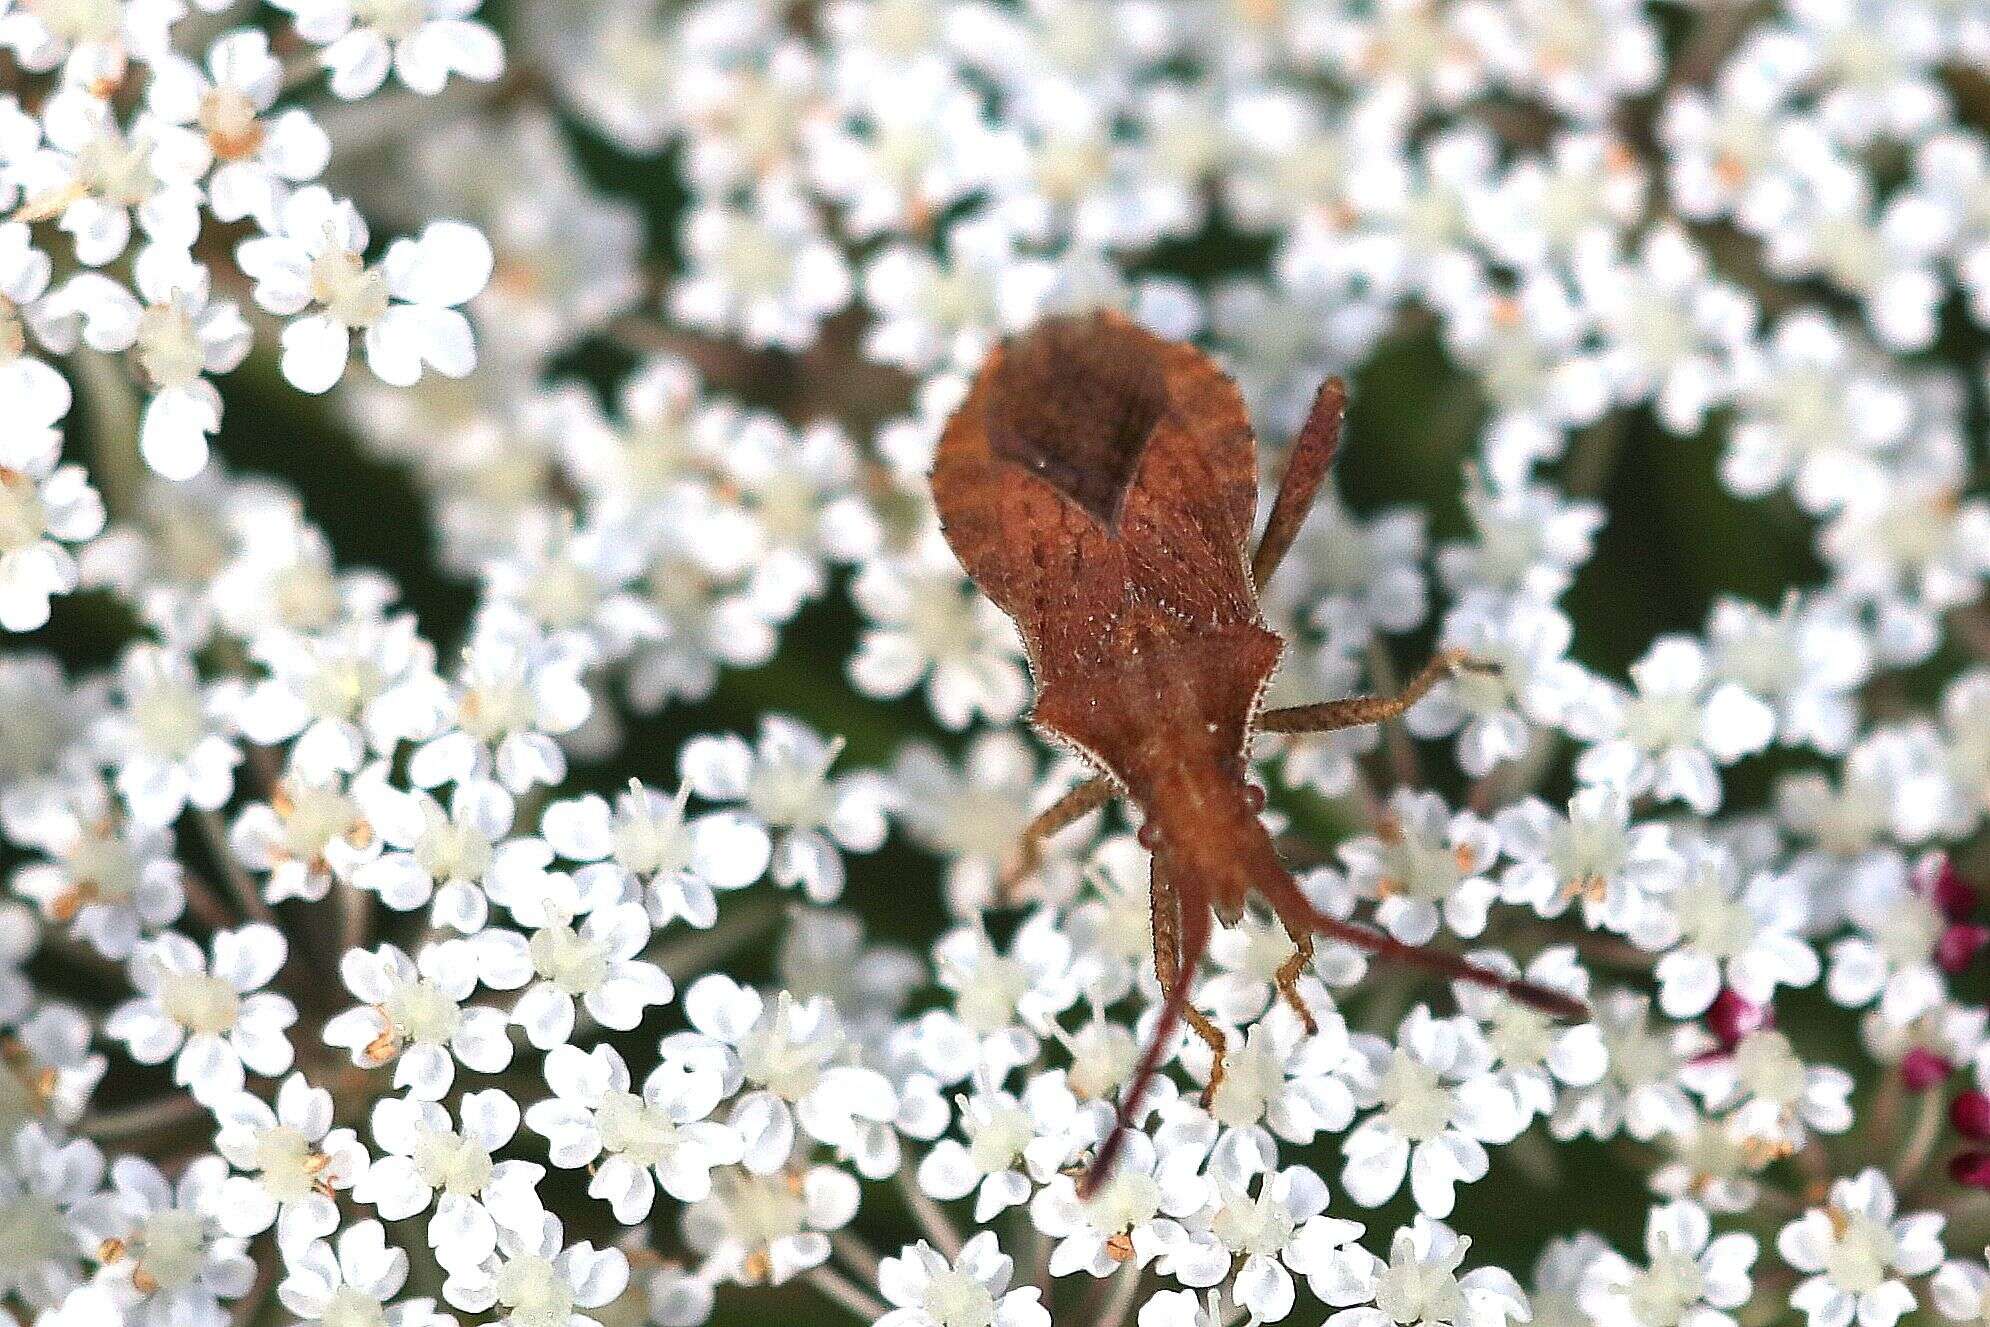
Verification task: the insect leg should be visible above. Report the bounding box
[1272,924,1318,1035]
[1250,374,1345,590]
[1254,648,1487,735]
[1250,861,1588,1021]
[997,776,1112,903]
[1083,884,1211,1198]
[1152,860,1227,1105]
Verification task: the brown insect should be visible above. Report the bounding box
[931,310,1586,1192]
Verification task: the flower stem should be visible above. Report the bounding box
[804,1263,890,1321]
[896,1167,965,1259]
[194,807,277,927]
[1095,1263,1147,1327]
[80,1091,207,1140]
[71,348,144,523]
[1892,1084,1947,1194]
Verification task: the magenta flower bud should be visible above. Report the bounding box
[1951,1150,1990,1189]
[1938,923,1990,975]
[1952,1090,1990,1140]
[1902,1047,1954,1092]
[1929,855,1981,920]
[1706,988,1771,1051]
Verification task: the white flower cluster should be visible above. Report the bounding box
[9,1,1990,1327]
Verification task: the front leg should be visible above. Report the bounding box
[1273,925,1319,1035]
[996,775,1113,904]
[1256,648,1491,736]
[1151,859,1227,1105]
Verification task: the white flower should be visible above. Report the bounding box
[895,735,1088,914]
[1653,843,1819,1018]
[1707,594,1872,754]
[1268,494,1429,644]
[917,1074,1084,1222]
[670,174,853,351]
[1341,1008,1523,1218]
[1177,1003,1359,1153]
[682,974,899,1176]
[928,909,1081,1071]
[0,1123,105,1309]
[239,611,446,778]
[1552,991,1705,1142]
[354,1089,547,1274]
[9,91,202,267]
[1436,476,1604,609]
[10,777,182,958]
[228,766,383,905]
[52,249,251,483]
[1029,1129,1209,1279]
[106,923,296,1105]
[277,0,505,98]
[1685,1028,1853,1155]
[0,425,102,633]
[1407,600,1597,777]
[1199,1162,1356,1322]
[1576,223,1757,434]
[681,1163,861,1286]
[322,939,515,1098]
[1339,791,1500,945]
[1778,1169,1944,1327]
[210,1074,366,1249]
[1496,785,1682,939]
[1453,947,1605,1121]
[1722,311,1910,515]
[526,1042,744,1222]
[848,538,1028,731]
[278,1219,453,1327]
[351,777,522,929]
[538,779,770,930]
[680,716,890,903]
[1578,636,1776,814]
[96,644,242,828]
[1582,1200,1758,1327]
[86,1155,256,1327]
[146,29,332,230]
[1934,1250,1990,1325]
[410,626,592,794]
[476,866,672,1050]
[238,185,491,393]
[876,1232,1051,1327]
[1307,1216,1530,1327]
[442,1214,628,1326]
[1440,273,1609,483]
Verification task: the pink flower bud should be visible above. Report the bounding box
[1951,1149,1990,1189]
[1952,1090,1990,1140]
[1706,988,1771,1051]
[1902,1047,1954,1091]
[1939,923,1990,974]
[1928,855,1981,920]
